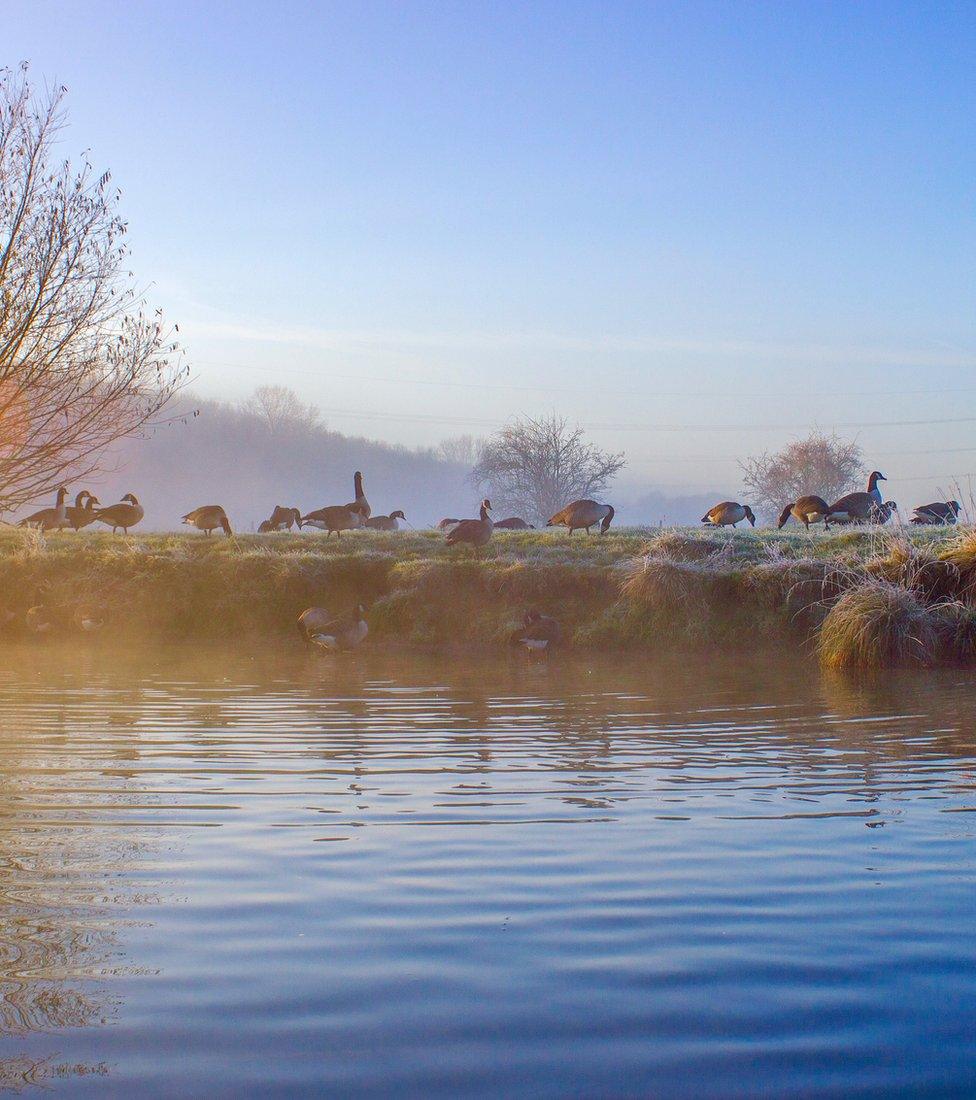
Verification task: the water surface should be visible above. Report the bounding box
[1,644,975,1097]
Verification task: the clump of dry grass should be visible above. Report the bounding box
[640,531,726,562]
[817,580,939,669]
[932,600,976,664]
[935,530,976,603]
[620,556,719,613]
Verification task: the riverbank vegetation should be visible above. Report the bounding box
[1,525,974,667]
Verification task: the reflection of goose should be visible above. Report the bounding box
[307,604,368,651]
[18,487,68,531]
[66,490,100,530]
[701,502,755,528]
[365,510,405,531]
[547,499,614,535]
[912,501,961,525]
[445,499,493,548]
[509,610,563,652]
[94,493,144,534]
[182,504,232,535]
[777,496,831,530]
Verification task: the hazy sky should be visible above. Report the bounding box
[6,1,975,502]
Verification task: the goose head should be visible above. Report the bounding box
[743,505,756,527]
[121,493,139,505]
[867,471,886,491]
[390,510,406,521]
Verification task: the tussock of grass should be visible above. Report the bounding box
[933,601,976,664]
[640,532,726,562]
[817,581,938,669]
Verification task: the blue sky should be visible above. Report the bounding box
[6,1,975,502]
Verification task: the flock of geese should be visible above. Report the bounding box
[8,467,964,653]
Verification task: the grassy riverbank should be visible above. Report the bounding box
[1,525,973,666]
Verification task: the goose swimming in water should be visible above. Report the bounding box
[305,604,368,651]
[547,499,615,535]
[701,502,756,528]
[777,496,832,530]
[18,487,69,531]
[94,493,144,534]
[445,499,493,548]
[509,610,564,653]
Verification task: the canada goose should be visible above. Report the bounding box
[445,499,493,548]
[777,496,832,530]
[182,504,233,535]
[547,499,615,535]
[494,517,535,530]
[872,501,898,525]
[25,605,56,635]
[825,491,877,525]
[73,606,104,632]
[437,518,462,530]
[299,504,364,537]
[509,610,564,652]
[701,502,756,528]
[297,606,333,643]
[18,487,69,531]
[866,471,887,505]
[912,500,961,525]
[66,491,101,531]
[258,505,301,532]
[365,510,406,531]
[344,471,370,519]
[94,493,144,534]
[306,604,368,651]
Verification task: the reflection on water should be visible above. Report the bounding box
[1,642,975,1096]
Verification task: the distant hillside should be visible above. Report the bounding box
[80,393,474,531]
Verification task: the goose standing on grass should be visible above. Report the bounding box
[701,502,756,528]
[182,505,233,536]
[345,471,370,519]
[258,505,301,532]
[547,499,615,535]
[912,500,961,525]
[305,604,368,651]
[66,491,100,531]
[494,517,535,530]
[299,503,364,537]
[777,496,832,530]
[437,518,461,531]
[509,610,564,653]
[445,499,493,548]
[18,487,69,531]
[94,493,144,534]
[365,510,406,531]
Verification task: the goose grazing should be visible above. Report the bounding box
[18,487,69,531]
[509,610,563,653]
[299,503,364,537]
[345,471,370,519]
[547,499,615,535]
[437,518,462,530]
[494,517,535,530]
[258,505,301,532]
[182,504,233,536]
[66,490,100,531]
[445,499,493,548]
[365,510,406,531]
[94,493,144,534]
[912,500,961,525]
[306,604,368,651]
[701,502,755,528]
[777,496,832,530]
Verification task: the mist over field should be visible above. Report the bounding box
[72,390,721,531]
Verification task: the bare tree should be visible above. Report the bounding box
[240,385,321,435]
[740,430,865,520]
[0,66,186,514]
[436,434,484,469]
[471,414,625,523]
